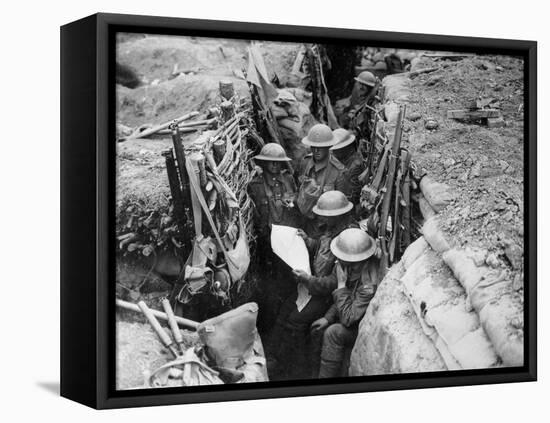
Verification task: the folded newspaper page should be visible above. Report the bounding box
[270,225,312,311]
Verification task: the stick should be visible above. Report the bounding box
[121,111,199,141]
[161,298,185,354]
[137,301,179,358]
[116,298,199,330]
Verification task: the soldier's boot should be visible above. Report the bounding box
[318,358,343,378]
[318,323,355,378]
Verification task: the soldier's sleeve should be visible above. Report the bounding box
[349,161,366,204]
[304,235,319,255]
[248,180,269,237]
[332,281,377,328]
[324,303,339,325]
[305,267,337,296]
[335,170,352,198]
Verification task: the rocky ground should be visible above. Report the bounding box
[404,54,524,291]
[351,54,525,374]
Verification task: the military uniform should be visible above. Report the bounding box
[308,259,379,378]
[303,215,359,278]
[297,154,350,237]
[337,149,366,207]
[248,169,300,238]
[248,169,300,335]
[267,213,357,381]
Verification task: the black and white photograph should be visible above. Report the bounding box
[114,32,526,390]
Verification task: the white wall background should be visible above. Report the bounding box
[1,0,545,420]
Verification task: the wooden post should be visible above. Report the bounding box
[219,80,235,101]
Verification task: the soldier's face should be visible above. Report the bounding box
[358,83,372,97]
[324,216,338,228]
[265,161,281,174]
[311,147,329,162]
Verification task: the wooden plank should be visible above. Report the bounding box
[422,53,475,60]
[487,117,505,128]
[409,67,439,78]
[447,109,501,119]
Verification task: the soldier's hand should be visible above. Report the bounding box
[254,165,263,176]
[311,317,329,333]
[292,269,309,282]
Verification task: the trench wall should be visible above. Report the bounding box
[349,73,524,376]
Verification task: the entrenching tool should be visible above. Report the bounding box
[137,300,182,358]
[116,298,199,330]
[161,297,186,355]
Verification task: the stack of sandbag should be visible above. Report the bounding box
[418,213,524,367]
[442,248,524,366]
[269,88,317,164]
[399,237,500,370]
[349,261,447,376]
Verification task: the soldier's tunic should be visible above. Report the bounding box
[337,149,366,207]
[248,169,300,237]
[303,215,359,278]
[297,154,350,237]
[305,259,379,378]
[248,169,300,334]
[266,216,357,381]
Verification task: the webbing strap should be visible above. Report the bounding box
[186,157,237,268]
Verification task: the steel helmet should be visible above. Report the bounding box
[312,190,354,217]
[253,143,292,162]
[330,128,356,151]
[354,71,377,87]
[330,228,376,262]
[301,123,337,147]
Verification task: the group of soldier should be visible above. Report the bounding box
[247,71,382,381]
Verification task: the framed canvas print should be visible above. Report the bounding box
[60,13,537,409]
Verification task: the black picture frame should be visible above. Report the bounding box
[60,12,537,409]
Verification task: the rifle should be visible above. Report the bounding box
[162,149,186,230]
[378,104,406,277]
[170,122,194,240]
[388,149,409,262]
[400,150,412,253]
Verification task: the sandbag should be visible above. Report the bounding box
[400,250,499,370]
[418,194,437,220]
[421,217,450,253]
[479,298,523,367]
[442,248,524,366]
[419,176,454,213]
[401,236,429,270]
[198,302,259,369]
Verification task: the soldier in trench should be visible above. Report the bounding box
[299,228,379,378]
[267,190,358,380]
[330,128,366,209]
[296,123,351,238]
[247,143,302,335]
[336,70,381,139]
